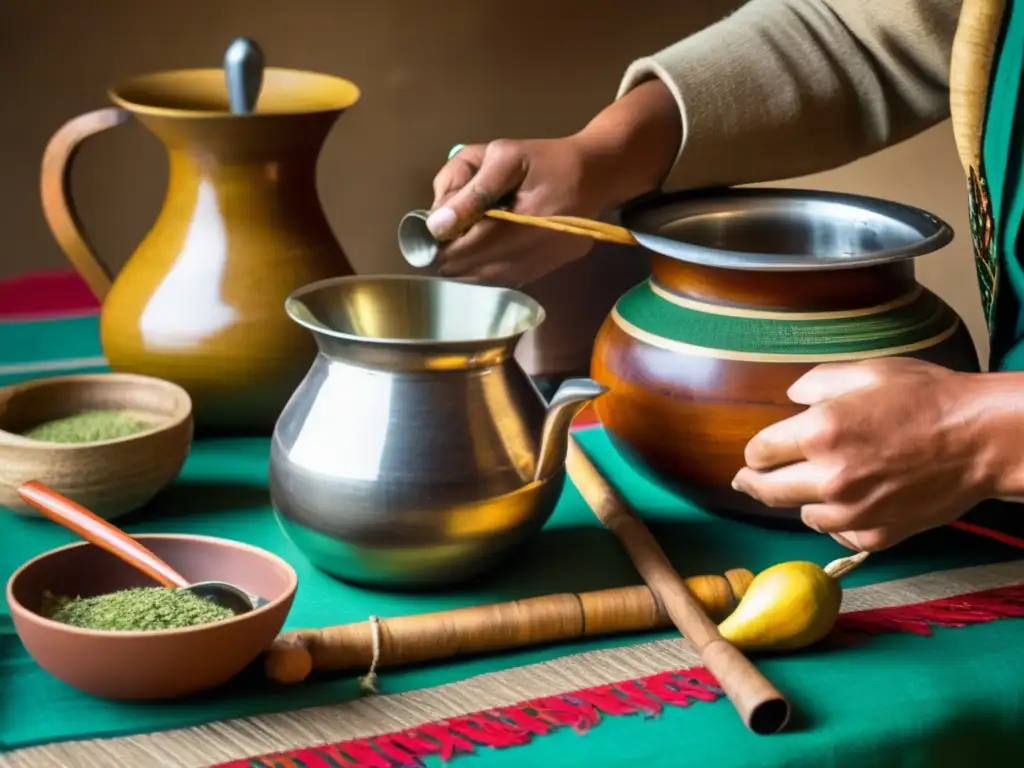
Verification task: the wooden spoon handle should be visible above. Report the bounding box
[17,481,189,588]
[483,209,638,245]
[565,437,791,735]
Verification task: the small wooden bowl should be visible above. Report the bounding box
[6,534,297,700]
[0,373,193,520]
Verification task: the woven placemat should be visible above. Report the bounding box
[5,559,1024,768]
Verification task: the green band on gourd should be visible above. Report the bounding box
[615,279,959,355]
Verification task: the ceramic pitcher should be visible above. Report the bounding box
[40,66,360,431]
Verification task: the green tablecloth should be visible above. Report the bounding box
[3,310,1024,767]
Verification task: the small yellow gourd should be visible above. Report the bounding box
[717,551,868,652]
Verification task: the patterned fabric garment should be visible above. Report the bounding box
[966,0,1024,369]
[969,167,998,330]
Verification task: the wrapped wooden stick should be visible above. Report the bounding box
[265,569,753,685]
[566,436,792,735]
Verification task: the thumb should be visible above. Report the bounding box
[787,361,883,405]
[426,140,527,240]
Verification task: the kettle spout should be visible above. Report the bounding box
[533,378,608,482]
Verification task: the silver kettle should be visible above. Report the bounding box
[269,275,606,589]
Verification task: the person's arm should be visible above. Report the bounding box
[424,0,962,291]
[971,374,1024,500]
[601,0,962,192]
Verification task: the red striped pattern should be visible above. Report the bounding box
[949,520,1024,550]
[215,583,1024,768]
[0,270,99,320]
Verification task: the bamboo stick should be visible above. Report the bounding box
[264,570,752,684]
[566,436,791,735]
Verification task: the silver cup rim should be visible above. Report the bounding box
[283,274,546,347]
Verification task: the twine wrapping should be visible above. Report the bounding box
[357,615,382,694]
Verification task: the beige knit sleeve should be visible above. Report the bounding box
[619,0,962,191]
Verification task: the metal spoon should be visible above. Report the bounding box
[224,37,265,115]
[398,208,637,269]
[397,142,636,268]
[17,480,265,615]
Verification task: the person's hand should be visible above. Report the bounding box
[730,358,998,552]
[426,136,619,286]
[423,79,683,286]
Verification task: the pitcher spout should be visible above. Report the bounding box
[533,378,608,482]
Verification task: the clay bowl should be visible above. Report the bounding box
[6,534,297,700]
[0,373,193,520]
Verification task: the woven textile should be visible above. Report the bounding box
[2,272,1024,768]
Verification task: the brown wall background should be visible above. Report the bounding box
[0,0,988,363]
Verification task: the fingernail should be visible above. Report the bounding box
[426,207,457,239]
[832,532,859,550]
[730,472,743,491]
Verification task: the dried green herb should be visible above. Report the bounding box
[22,410,150,444]
[42,587,235,631]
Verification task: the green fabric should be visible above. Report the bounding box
[2,430,1023,756]
[3,315,1024,765]
[444,620,1024,768]
[0,315,106,388]
[985,0,1024,371]
[6,313,1024,765]
[0,315,105,365]
[615,281,957,355]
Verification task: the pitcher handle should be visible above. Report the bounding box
[40,107,132,302]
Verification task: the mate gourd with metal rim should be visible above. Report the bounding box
[590,188,979,526]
